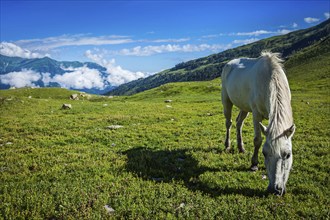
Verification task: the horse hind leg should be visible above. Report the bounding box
[236,111,249,153]
[222,98,233,152]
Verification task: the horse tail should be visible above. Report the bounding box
[221,62,233,83]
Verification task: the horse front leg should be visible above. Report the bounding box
[236,111,249,153]
[251,113,263,171]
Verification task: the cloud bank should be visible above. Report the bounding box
[0,67,108,89]
[0,69,41,87]
[0,42,46,59]
[53,66,106,89]
[85,50,147,86]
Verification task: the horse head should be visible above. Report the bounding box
[260,123,295,196]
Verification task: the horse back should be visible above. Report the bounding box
[221,57,271,116]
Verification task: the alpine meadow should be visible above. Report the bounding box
[1,22,330,219]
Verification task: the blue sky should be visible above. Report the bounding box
[1,0,329,85]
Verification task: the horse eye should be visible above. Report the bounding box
[284,153,291,159]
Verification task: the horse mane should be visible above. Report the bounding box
[261,51,293,139]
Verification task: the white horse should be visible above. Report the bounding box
[221,51,295,195]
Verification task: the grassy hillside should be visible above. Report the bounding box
[107,19,330,96]
[0,43,329,218]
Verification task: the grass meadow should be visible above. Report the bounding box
[0,52,329,219]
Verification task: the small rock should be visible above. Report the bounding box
[61,104,72,110]
[103,104,108,107]
[28,96,32,99]
[106,125,123,130]
[104,205,115,214]
[6,142,13,145]
[165,100,172,103]
[178,203,185,208]
[166,105,172,108]
[262,174,267,180]
[108,96,114,99]
[175,203,185,210]
[70,94,79,100]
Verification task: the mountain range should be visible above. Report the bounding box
[0,55,113,94]
[1,19,329,95]
[107,19,330,96]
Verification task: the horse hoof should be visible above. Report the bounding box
[225,147,231,153]
[250,165,258,171]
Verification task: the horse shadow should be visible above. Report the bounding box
[123,147,267,198]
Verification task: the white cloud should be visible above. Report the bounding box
[0,69,41,87]
[14,34,134,51]
[232,38,259,45]
[292,22,298,28]
[325,12,330,19]
[277,29,293,35]
[150,38,190,43]
[233,28,295,37]
[201,34,225,39]
[115,43,227,56]
[41,72,52,86]
[235,30,273,36]
[51,66,106,89]
[304,17,320,23]
[85,50,147,86]
[0,42,46,59]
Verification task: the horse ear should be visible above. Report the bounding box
[259,122,267,136]
[284,124,296,138]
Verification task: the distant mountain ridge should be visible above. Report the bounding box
[0,55,107,75]
[107,19,330,96]
[0,55,113,94]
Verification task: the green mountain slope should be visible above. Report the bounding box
[121,35,329,103]
[107,19,330,96]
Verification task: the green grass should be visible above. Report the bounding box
[1,52,329,219]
